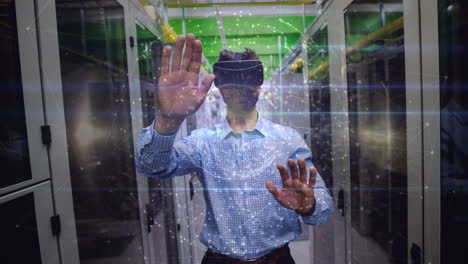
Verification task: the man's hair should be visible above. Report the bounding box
[217,48,259,62]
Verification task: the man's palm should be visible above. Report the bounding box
[158,34,215,120]
[266,159,316,215]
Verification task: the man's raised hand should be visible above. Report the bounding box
[265,159,316,215]
[158,34,215,121]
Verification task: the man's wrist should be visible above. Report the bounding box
[154,115,184,135]
[297,203,315,217]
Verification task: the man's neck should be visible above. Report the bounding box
[226,108,258,133]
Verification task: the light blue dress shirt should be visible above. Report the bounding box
[135,112,333,260]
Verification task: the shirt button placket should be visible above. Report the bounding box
[235,133,241,167]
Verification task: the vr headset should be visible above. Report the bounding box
[213,58,264,89]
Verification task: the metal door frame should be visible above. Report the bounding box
[127,2,195,263]
[420,0,440,263]
[300,39,315,263]
[404,0,425,262]
[328,1,353,263]
[34,0,80,262]
[301,0,349,262]
[127,1,182,263]
[126,2,160,263]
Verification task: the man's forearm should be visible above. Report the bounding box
[154,115,184,135]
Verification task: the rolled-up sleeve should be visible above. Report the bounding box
[135,121,203,179]
[290,130,334,226]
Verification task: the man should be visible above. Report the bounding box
[135,33,333,264]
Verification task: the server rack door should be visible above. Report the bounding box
[421,0,468,263]
[344,1,410,263]
[0,0,50,196]
[0,1,60,263]
[54,0,146,263]
[437,1,468,263]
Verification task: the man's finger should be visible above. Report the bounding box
[276,163,290,184]
[161,45,171,76]
[265,181,281,200]
[298,159,307,183]
[171,35,185,72]
[190,39,202,74]
[181,33,195,71]
[288,159,299,180]
[200,74,215,95]
[308,167,317,189]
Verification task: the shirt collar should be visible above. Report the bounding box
[217,111,267,139]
